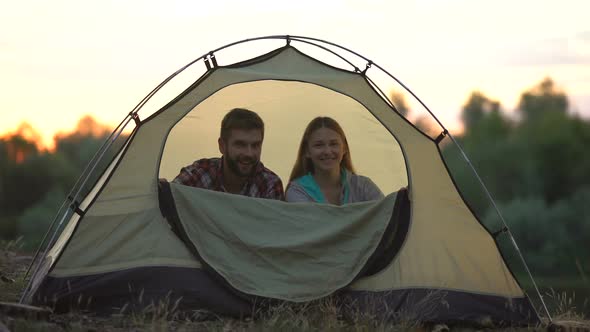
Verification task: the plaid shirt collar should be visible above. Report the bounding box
[217,157,263,194]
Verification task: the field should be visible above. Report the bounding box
[1,239,588,332]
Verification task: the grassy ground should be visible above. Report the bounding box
[1,240,588,331]
[517,274,590,323]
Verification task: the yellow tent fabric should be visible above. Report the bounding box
[26,43,538,325]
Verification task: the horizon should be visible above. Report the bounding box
[1,75,584,152]
[1,0,589,148]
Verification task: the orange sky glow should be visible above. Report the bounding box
[1,0,589,149]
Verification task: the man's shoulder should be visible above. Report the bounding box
[190,157,222,169]
[257,163,283,183]
[255,162,285,199]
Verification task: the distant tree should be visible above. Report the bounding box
[0,124,44,216]
[0,115,118,244]
[511,78,590,202]
[54,115,111,169]
[439,78,590,277]
[0,124,45,240]
[461,91,503,134]
[449,92,519,210]
[518,77,568,122]
[518,112,590,202]
[17,186,66,250]
[390,90,410,117]
[0,123,42,164]
[414,115,441,138]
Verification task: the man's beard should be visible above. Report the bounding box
[225,155,258,178]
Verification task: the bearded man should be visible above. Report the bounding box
[173,108,284,200]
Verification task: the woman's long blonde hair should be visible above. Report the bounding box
[288,116,356,182]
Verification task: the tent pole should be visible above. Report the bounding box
[287,37,359,71]
[283,35,552,322]
[68,116,135,211]
[22,113,132,282]
[19,115,135,303]
[21,37,213,292]
[19,35,288,303]
[21,48,209,294]
[283,35,448,132]
[22,200,68,279]
[18,209,72,304]
[287,35,551,321]
[446,133,553,322]
[21,35,550,323]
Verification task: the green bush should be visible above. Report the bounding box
[485,187,590,276]
[17,187,67,251]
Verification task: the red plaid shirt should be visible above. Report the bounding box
[172,157,284,200]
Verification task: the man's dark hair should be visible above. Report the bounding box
[220,108,264,141]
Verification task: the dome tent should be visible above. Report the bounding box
[21,35,545,326]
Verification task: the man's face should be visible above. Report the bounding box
[219,129,263,178]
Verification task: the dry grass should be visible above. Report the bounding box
[0,238,28,302]
[1,242,589,331]
[545,288,589,321]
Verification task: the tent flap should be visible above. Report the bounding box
[162,181,407,302]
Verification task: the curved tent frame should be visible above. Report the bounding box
[20,35,550,323]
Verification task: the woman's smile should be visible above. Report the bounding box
[306,127,346,173]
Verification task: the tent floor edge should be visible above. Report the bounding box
[33,266,541,327]
[31,266,252,317]
[340,288,541,327]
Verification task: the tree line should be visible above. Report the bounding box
[1,78,589,278]
[0,116,114,250]
[441,78,590,277]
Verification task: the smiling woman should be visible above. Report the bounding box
[285,116,385,205]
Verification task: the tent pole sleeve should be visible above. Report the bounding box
[447,132,553,322]
[70,200,86,217]
[361,60,372,75]
[130,112,141,126]
[210,52,218,67]
[491,226,508,239]
[435,130,448,144]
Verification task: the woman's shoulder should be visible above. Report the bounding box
[348,173,377,186]
[285,179,313,202]
[347,172,384,201]
[286,179,304,190]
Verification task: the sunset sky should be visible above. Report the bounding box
[1,0,589,148]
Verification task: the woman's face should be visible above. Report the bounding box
[305,127,346,174]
